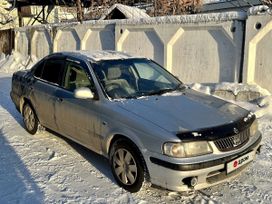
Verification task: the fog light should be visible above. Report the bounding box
[182,177,198,188]
[190,177,198,187]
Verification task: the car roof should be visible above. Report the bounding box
[53,50,143,62]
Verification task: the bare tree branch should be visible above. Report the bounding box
[262,0,272,7]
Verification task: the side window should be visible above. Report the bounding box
[33,60,45,78]
[41,59,65,85]
[63,62,94,92]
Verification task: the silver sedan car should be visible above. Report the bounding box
[10,50,262,192]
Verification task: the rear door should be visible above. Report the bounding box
[54,58,102,153]
[31,57,65,131]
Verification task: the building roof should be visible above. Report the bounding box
[202,0,262,13]
[100,4,150,20]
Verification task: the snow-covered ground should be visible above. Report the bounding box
[1,59,272,203]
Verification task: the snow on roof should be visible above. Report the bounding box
[114,10,247,25]
[100,3,150,20]
[64,50,142,62]
[203,0,226,4]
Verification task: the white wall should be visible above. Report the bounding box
[115,19,244,83]
[243,12,272,93]
[14,11,246,84]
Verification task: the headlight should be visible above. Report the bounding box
[163,141,213,158]
[250,119,258,136]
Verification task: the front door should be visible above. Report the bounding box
[55,59,102,153]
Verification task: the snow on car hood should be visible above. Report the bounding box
[116,89,249,133]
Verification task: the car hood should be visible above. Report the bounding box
[116,89,249,134]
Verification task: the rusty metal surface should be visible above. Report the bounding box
[0,29,14,54]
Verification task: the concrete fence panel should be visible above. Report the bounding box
[116,26,164,66]
[13,11,247,84]
[171,22,243,83]
[31,29,52,59]
[53,28,81,52]
[243,13,272,93]
[81,25,115,51]
[116,15,245,83]
[14,30,29,55]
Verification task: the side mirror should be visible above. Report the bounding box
[74,87,94,99]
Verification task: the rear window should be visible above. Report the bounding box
[41,59,65,85]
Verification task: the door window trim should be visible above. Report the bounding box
[61,58,98,98]
[32,56,66,88]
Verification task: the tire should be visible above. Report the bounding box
[110,139,149,193]
[22,103,38,135]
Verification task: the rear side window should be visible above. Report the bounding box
[33,60,45,78]
[41,59,65,85]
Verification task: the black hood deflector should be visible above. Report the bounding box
[176,114,255,141]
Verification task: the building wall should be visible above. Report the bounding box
[0,2,76,30]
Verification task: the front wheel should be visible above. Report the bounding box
[110,139,149,193]
[22,103,38,135]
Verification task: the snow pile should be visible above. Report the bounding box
[252,95,272,119]
[248,5,271,16]
[190,83,211,95]
[0,51,38,73]
[191,82,270,96]
[214,82,270,96]
[191,82,272,118]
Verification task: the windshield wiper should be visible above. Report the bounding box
[146,88,176,96]
[146,84,187,96]
[124,95,138,99]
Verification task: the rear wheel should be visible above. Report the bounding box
[110,139,149,192]
[22,103,38,135]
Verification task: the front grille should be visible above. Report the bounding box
[214,128,250,152]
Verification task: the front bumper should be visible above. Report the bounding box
[147,133,262,192]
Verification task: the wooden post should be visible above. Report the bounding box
[76,0,83,23]
[18,6,23,27]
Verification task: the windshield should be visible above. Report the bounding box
[92,58,184,99]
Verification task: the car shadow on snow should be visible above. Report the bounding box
[0,77,25,129]
[0,127,44,203]
[46,129,116,184]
